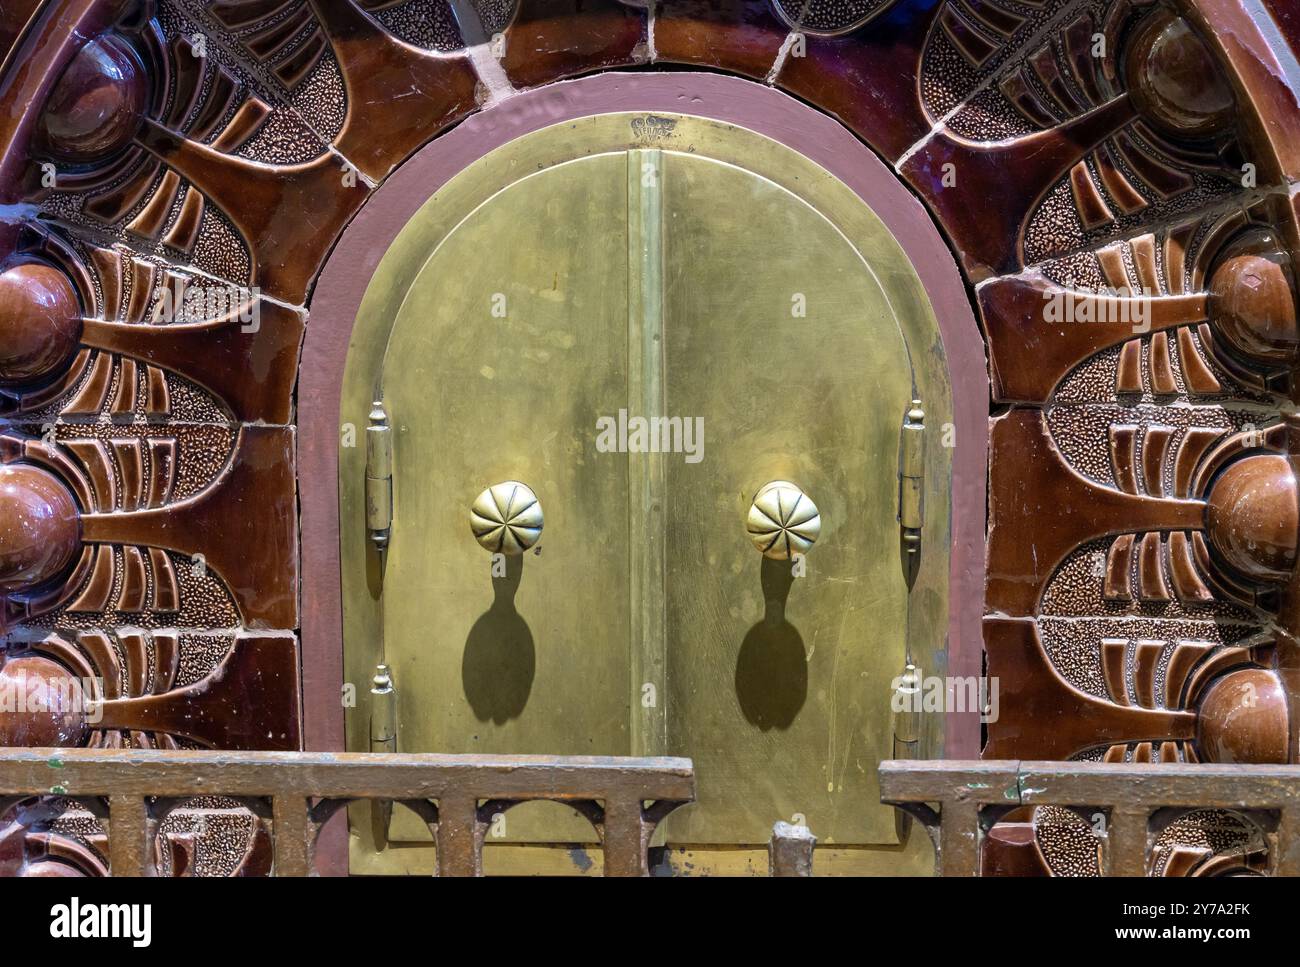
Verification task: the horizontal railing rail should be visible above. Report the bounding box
[0,749,696,876]
[880,759,1300,876]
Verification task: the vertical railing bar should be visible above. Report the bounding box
[1275,805,1300,875]
[602,798,649,876]
[272,795,312,877]
[938,799,980,877]
[434,796,481,877]
[768,821,816,876]
[1107,804,1148,876]
[108,794,149,877]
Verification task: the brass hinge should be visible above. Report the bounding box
[366,400,393,551]
[369,663,397,842]
[892,660,922,757]
[370,663,397,753]
[898,400,925,577]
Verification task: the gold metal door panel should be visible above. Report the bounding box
[657,155,913,845]
[341,113,955,871]
[380,155,632,843]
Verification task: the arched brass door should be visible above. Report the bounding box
[341,114,953,872]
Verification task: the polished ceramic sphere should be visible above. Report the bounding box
[22,861,87,877]
[0,464,81,591]
[1197,668,1289,763]
[1208,230,1300,365]
[36,33,147,163]
[0,262,83,386]
[1205,454,1298,581]
[1125,10,1235,138]
[1204,454,1299,581]
[0,654,87,747]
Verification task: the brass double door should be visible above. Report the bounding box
[341,113,953,873]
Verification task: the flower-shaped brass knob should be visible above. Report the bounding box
[470,481,543,554]
[746,481,820,559]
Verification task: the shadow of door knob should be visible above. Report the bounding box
[470,481,544,554]
[746,480,820,560]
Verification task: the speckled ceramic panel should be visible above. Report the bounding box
[971,0,1299,787]
[980,801,1280,876]
[957,0,1300,877]
[0,0,328,876]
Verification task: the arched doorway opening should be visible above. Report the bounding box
[306,72,987,874]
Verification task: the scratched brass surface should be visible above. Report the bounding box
[382,153,632,845]
[657,152,911,845]
[341,112,954,870]
[346,805,937,876]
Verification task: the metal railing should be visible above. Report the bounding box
[0,749,695,876]
[879,759,1300,876]
[22,752,1290,876]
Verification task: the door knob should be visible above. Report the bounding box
[470,481,544,554]
[746,481,821,559]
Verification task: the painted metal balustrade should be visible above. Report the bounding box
[0,749,695,876]
[880,760,1300,876]
[13,751,1298,876]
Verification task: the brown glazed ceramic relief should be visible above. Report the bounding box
[498,0,649,89]
[654,0,790,77]
[0,0,1296,877]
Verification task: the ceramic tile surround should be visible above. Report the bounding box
[0,0,1298,875]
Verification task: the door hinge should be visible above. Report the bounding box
[892,660,921,757]
[370,662,397,753]
[369,662,397,842]
[366,400,393,551]
[899,399,925,576]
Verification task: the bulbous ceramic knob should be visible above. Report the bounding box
[36,33,148,163]
[746,480,821,559]
[1204,454,1298,582]
[1197,668,1289,763]
[1124,9,1234,138]
[0,654,87,747]
[470,481,543,554]
[0,464,81,591]
[1208,229,1300,365]
[0,261,83,386]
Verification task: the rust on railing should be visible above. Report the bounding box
[0,749,695,877]
[880,759,1300,876]
[768,821,817,876]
